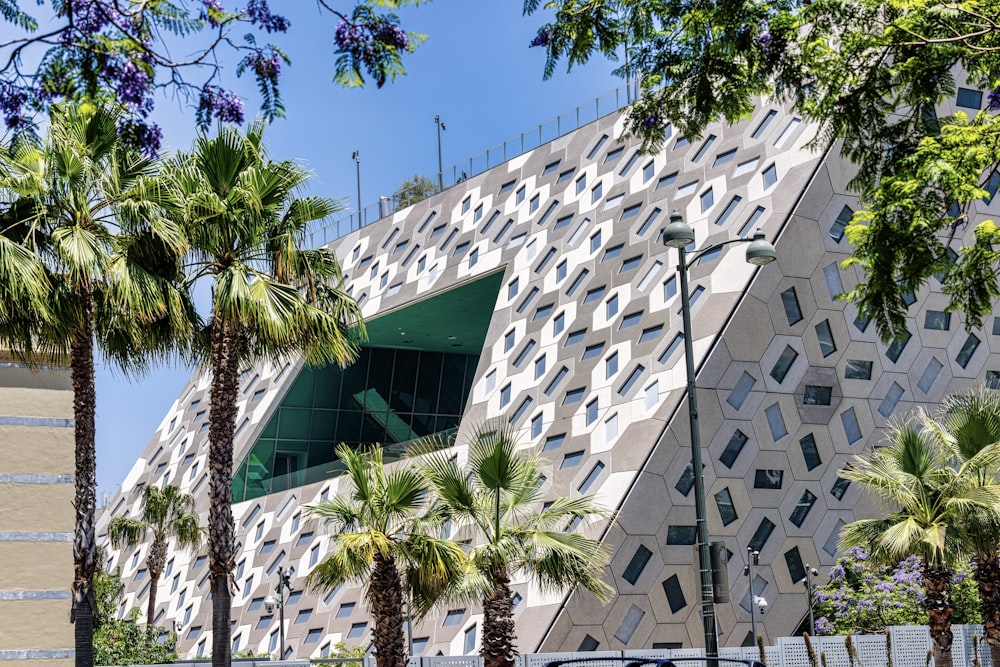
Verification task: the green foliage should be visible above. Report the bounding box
[92,565,177,665]
[393,173,439,210]
[813,547,981,635]
[526,0,1000,339]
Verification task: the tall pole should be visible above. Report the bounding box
[747,548,759,644]
[352,150,361,228]
[676,245,719,657]
[804,564,818,634]
[435,115,445,191]
[276,565,293,659]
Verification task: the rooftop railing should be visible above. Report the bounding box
[307,82,633,249]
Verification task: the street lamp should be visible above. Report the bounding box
[352,151,362,228]
[804,563,819,634]
[743,548,766,643]
[662,210,777,656]
[435,115,446,190]
[264,565,295,659]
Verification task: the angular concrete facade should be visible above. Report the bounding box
[0,354,75,665]
[98,92,1000,658]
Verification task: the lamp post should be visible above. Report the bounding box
[744,548,761,642]
[804,563,819,634]
[435,114,446,190]
[662,211,777,656]
[265,565,295,659]
[352,150,361,227]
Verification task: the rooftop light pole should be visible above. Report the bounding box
[352,150,361,228]
[662,211,777,656]
[435,114,446,190]
[804,563,820,634]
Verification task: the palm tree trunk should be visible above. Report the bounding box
[923,565,955,667]
[974,555,1000,666]
[368,553,406,667]
[208,322,240,667]
[481,569,517,667]
[71,284,97,667]
[146,535,167,627]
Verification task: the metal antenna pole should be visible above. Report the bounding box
[435,115,445,191]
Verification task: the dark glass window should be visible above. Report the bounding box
[620,311,643,329]
[924,310,951,330]
[659,334,684,364]
[720,430,749,468]
[640,325,663,344]
[666,526,697,545]
[831,476,851,501]
[579,461,605,493]
[799,434,822,470]
[879,383,905,418]
[789,489,817,527]
[748,518,775,552]
[841,408,863,444]
[829,205,853,242]
[582,342,605,360]
[638,208,661,236]
[957,87,983,109]
[578,635,600,652]
[957,334,981,368]
[657,172,678,190]
[770,345,799,382]
[785,546,806,583]
[766,403,787,440]
[566,269,590,297]
[886,331,912,363]
[816,320,837,357]
[803,385,833,406]
[618,365,646,396]
[585,286,606,303]
[662,575,687,613]
[567,329,587,345]
[781,287,803,325]
[514,339,537,367]
[564,388,585,405]
[543,433,565,451]
[714,196,743,227]
[727,372,756,410]
[762,163,778,188]
[754,469,783,489]
[715,488,738,525]
[544,367,568,396]
[561,451,584,469]
[693,134,717,162]
[752,109,777,138]
[622,254,643,271]
[676,463,695,496]
[845,360,873,380]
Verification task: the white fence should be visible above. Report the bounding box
[134,625,995,667]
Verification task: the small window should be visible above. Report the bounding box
[567,329,587,345]
[752,110,778,138]
[762,163,778,189]
[586,399,599,425]
[715,488,738,525]
[621,255,643,272]
[829,205,853,242]
[659,334,684,364]
[700,187,715,212]
[785,546,806,584]
[605,351,618,378]
[556,260,568,281]
[831,476,852,501]
[514,339,537,367]
[642,161,655,182]
[842,407,863,444]
[727,371,756,410]
[605,146,624,163]
[622,544,653,585]
[575,174,587,195]
[544,433,565,451]
[585,285,606,303]
[714,148,737,166]
[499,384,511,407]
[558,168,575,182]
[499,180,515,195]
[879,383,906,418]
[348,622,367,639]
[531,413,543,439]
[618,364,645,396]
[748,517,776,552]
[564,387,586,405]
[714,196,743,227]
[589,231,602,253]
[657,171,678,190]
[504,330,516,352]
[664,275,678,300]
[823,263,844,299]
[621,204,641,221]
[566,269,590,296]
[591,182,603,204]
[789,490,817,527]
[579,461,605,493]
[554,214,574,230]
[720,430,748,468]
[917,358,943,393]
[582,342,604,360]
[561,451,584,469]
[844,359,873,380]
[544,367,569,395]
[766,403,788,441]
[957,334,981,368]
[639,325,663,344]
[754,469,783,489]
[579,635,601,652]
[638,207,662,236]
[738,205,766,237]
[816,319,837,357]
[543,160,560,175]
[799,433,822,470]
[666,525,697,545]
[603,244,624,261]
[692,134,717,162]
[620,311,643,329]
[924,310,951,330]
[774,117,801,148]
[803,385,833,406]
[770,345,799,383]
[677,180,699,198]
[675,136,690,149]
[698,246,722,266]
[515,186,526,204]
[675,463,695,496]
[662,575,687,613]
[886,331,912,363]
[619,152,640,175]
[957,87,983,109]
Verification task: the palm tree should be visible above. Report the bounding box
[0,101,188,667]
[305,444,465,667]
[416,421,613,667]
[839,410,1000,667]
[108,485,202,627]
[158,121,364,667]
[935,387,1000,665]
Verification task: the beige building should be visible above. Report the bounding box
[0,353,75,665]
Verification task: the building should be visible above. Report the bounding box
[0,353,75,665]
[98,83,1000,657]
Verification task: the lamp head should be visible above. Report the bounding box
[661,210,695,249]
[264,595,278,613]
[745,230,777,265]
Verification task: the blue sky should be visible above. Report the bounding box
[95,0,622,498]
